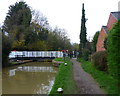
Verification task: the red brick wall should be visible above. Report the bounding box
[96,28,107,52]
[96,13,118,52]
[107,13,117,31]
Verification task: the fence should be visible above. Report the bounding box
[9,51,63,58]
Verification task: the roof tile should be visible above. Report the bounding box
[111,11,120,20]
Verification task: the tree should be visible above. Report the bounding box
[2,30,12,67]
[79,3,88,59]
[107,21,120,79]
[27,41,48,51]
[2,1,32,49]
[45,27,72,51]
[72,43,79,51]
[32,10,49,29]
[29,12,49,42]
[80,3,87,49]
[92,31,99,52]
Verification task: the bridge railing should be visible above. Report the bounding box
[9,51,63,58]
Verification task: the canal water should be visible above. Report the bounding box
[2,62,58,94]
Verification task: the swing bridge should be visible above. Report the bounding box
[9,51,64,61]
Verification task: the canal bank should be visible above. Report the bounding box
[49,58,80,95]
[10,59,53,67]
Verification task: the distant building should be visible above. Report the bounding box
[96,12,120,52]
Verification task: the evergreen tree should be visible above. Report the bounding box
[80,3,87,49]
[2,1,32,50]
[2,1,32,41]
[79,3,87,58]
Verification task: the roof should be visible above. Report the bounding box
[102,26,108,34]
[111,11,120,20]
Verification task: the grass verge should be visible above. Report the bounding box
[54,58,64,61]
[49,58,80,95]
[77,58,119,95]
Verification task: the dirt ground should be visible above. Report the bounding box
[71,58,106,95]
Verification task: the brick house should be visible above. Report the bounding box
[96,12,120,52]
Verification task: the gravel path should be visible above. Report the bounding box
[71,58,106,94]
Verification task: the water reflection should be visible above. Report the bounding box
[9,66,56,77]
[2,62,58,94]
[16,66,56,72]
[9,69,16,76]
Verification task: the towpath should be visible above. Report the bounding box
[71,58,106,94]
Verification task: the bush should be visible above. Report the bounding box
[91,51,107,72]
[107,21,120,79]
[82,48,90,61]
[92,31,100,52]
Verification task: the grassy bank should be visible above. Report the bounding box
[54,58,64,61]
[77,58,119,95]
[49,58,80,95]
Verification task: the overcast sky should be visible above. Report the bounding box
[0,0,119,43]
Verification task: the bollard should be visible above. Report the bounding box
[64,63,67,66]
[57,88,63,93]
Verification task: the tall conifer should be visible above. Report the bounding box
[80,3,87,49]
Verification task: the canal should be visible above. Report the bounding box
[2,62,58,94]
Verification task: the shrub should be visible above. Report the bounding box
[91,51,107,72]
[82,48,90,61]
[104,37,108,50]
[92,31,100,52]
[107,21,120,79]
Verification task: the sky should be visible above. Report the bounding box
[0,0,119,43]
